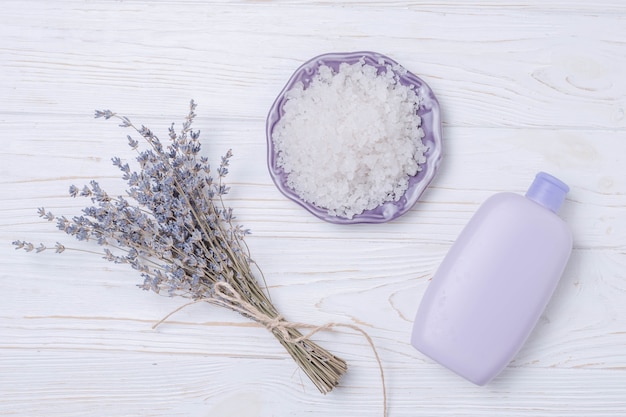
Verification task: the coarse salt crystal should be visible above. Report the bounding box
[272,58,427,219]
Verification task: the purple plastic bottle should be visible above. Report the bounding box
[411,172,573,385]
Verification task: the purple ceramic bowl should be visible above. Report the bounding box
[266,51,443,224]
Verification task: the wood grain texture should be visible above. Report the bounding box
[1,1,625,416]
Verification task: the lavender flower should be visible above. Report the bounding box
[14,101,347,394]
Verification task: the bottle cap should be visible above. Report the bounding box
[525,172,569,213]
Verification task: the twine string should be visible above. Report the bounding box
[152,281,387,417]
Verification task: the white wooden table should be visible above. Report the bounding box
[2,1,625,416]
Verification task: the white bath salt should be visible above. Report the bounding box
[272,59,427,219]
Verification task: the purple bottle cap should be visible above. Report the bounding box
[525,172,569,213]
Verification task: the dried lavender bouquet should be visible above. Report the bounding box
[14,101,347,394]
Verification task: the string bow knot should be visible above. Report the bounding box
[153,281,387,417]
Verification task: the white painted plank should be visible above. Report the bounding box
[1,1,625,129]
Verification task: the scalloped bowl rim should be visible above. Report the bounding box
[266,51,443,224]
